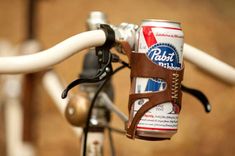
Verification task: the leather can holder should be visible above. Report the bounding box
[120,41,184,140]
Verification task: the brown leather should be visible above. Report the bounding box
[118,40,184,140]
[126,91,171,139]
[127,89,183,139]
[116,41,132,60]
[128,53,184,110]
[131,53,183,79]
[135,135,170,141]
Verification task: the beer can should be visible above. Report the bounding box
[131,19,184,139]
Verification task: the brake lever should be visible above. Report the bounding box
[181,84,211,113]
[62,24,116,99]
[62,52,112,99]
[61,77,105,99]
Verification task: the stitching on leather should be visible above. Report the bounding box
[171,73,180,100]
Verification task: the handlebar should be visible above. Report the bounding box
[184,44,235,85]
[0,27,234,85]
[0,30,106,74]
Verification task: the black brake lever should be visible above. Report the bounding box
[62,77,105,99]
[181,84,211,113]
[61,24,116,99]
[62,52,112,99]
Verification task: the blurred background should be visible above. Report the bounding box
[0,0,235,156]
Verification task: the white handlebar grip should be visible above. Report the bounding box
[184,43,235,85]
[0,30,106,74]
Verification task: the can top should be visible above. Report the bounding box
[141,19,181,28]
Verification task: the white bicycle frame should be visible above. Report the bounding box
[0,27,234,156]
[0,40,35,156]
[0,40,83,156]
[0,38,124,156]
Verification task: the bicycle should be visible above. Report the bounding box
[0,7,233,156]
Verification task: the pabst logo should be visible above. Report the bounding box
[147,43,181,69]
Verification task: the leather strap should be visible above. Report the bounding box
[131,53,183,78]
[126,91,171,139]
[118,41,184,140]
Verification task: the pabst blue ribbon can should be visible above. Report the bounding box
[131,19,184,139]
